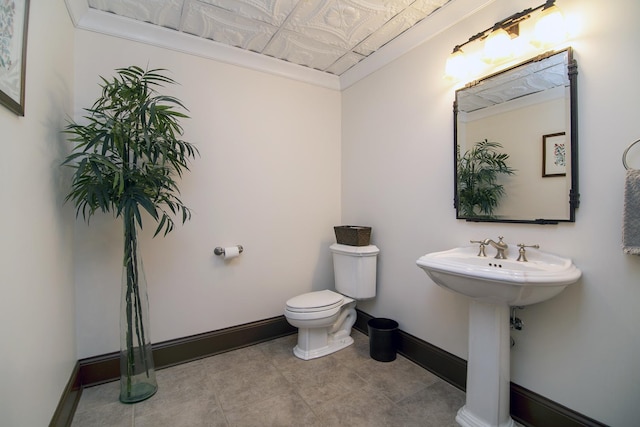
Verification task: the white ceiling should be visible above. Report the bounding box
[86,0,451,75]
[64,0,494,89]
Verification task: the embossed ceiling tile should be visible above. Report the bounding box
[410,0,450,15]
[325,51,365,75]
[263,30,345,71]
[88,0,183,29]
[85,0,462,77]
[353,6,425,56]
[182,1,278,52]
[284,0,408,50]
[199,0,299,26]
[383,0,416,10]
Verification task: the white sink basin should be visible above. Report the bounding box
[416,245,581,306]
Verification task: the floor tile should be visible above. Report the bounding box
[73,380,122,410]
[312,385,424,427]
[224,389,320,426]
[205,358,294,413]
[71,399,133,427]
[396,380,466,426]
[342,349,442,403]
[278,354,371,407]
[135,395,227,427]
[255,334,299,368]
[133,360,220,420]
[71,330,468,427]
[200,344,267,374]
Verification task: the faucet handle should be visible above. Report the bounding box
[470,240,487,257]
[516,243,540,262]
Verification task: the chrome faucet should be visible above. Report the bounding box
[470,236,508,259]
[482,236,508,259]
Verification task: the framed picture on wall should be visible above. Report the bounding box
[0,0,30,116]
[542,132,567,177]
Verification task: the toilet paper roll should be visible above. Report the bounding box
[223,246,240,260]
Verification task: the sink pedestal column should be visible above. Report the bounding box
[456,301,515,427]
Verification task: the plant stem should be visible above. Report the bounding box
[122,207,150,396]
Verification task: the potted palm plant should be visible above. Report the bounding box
[457,139,515,218]
[63,66,198,403]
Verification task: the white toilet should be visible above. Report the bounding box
[284,243,379,360]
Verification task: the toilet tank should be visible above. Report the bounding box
[330,243,380,299]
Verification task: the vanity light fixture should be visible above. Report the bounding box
[445,0,567,81]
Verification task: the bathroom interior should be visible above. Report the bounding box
[2,0,640,426]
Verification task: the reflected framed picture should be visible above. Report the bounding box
[542,132,566,177]
[0,0,30,116]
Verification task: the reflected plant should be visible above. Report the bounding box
[457,139,515,218]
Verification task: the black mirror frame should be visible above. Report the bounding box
[453,47,579,224]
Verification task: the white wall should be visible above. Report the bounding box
[342,0,640,425]
[0,1,77,426]
[72,32,342,358]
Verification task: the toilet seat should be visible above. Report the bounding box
[285,290,344,313]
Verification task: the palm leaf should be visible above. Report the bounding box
[62,66,199,234]
[457,139,515,217]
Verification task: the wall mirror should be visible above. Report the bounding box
[454,47,579,224]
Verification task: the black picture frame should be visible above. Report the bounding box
[542,132,567,177]
[0,0,30,116]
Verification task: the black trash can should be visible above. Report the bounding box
[367,318,399,362]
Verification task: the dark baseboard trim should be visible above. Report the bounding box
[52,310,605,427]
[510,383,608,427]
[50,315,296,426]
[354,309,606,427]
[48,362,81,427]
[78,314,297,387]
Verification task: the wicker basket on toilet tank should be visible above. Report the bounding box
[334,226,372,246]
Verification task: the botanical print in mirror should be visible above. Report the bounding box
[0,0,30,116]
[543,132,567,177]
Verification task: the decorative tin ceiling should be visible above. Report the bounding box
[86,0,451,76]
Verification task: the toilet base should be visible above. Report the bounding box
[293,333,354,360]
[286,300,358,361]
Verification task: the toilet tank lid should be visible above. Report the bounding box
[330,243,379,256]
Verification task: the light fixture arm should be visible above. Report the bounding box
[448,0,556,54]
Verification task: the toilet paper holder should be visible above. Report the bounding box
[214,245,244,256]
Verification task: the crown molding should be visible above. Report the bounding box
[65,0,494,91]
[339,0,496,89]
[64,0,88,27]
[64,1,341,90]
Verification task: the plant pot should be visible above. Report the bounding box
[119,221,157,403]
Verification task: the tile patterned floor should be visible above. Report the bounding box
[71,330,466,427]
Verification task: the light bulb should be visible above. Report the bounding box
[445,48,467,81]
[483,28,513,64]
[532,4,567,48]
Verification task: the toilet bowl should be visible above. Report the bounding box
[285,290,356,360]
[284,243,379,360]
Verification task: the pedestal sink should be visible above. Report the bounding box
[416,244,581,427]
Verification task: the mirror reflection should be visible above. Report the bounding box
[454,48,578,224]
